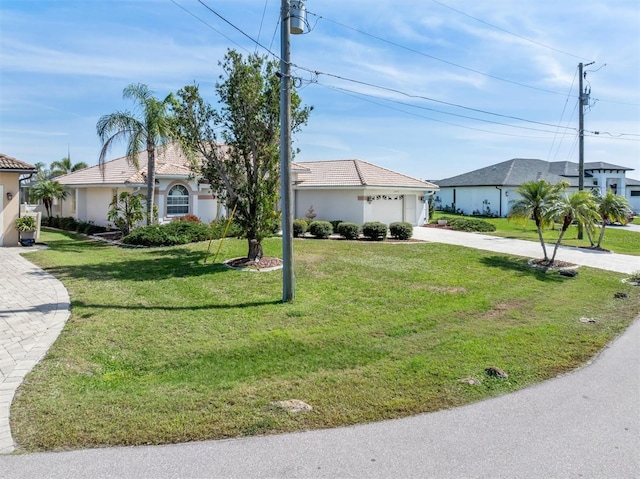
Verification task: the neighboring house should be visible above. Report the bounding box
[434,158,640,217]
[55,145,439,228]
[0,153,37,247]
[293,159,439,226]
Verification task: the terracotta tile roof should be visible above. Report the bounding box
[56,143,194,186]
[295,159,438,189]
[0,153,36,172]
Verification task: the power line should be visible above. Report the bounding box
[320,83,577,137]
[169,0,250,54]
[431,0,590,61]
[307,11,572,98]
[177,1,640,141]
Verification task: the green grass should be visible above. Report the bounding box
[11,230,640,451]
[433,212,640,255]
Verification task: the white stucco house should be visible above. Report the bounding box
[294,160,438,226]
[434,158,640,217]
[53,144,438,228]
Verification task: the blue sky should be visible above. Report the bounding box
[1,0,638,181]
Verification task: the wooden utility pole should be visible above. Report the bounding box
[577,61,594,239]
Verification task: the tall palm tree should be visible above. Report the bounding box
[50,156,88,177]
[29,173,68,218]
[508,179,568,261]
[595,189,632,248]
[97,83,175,225]
[546,190,599,264]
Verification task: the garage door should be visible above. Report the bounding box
[371,194,403,225]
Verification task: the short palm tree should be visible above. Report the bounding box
[546,190,599,264]
[508,179,568,261]
[50,157,88,177]
[97,83,175,225]
[29,173,68,218]
[595,189,632,248]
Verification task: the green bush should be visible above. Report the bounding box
[210,219,243,239]
[389,222,413,240]
[293,218,308,237]
[337,222,360,240]
[329,220,343,232]
[308,220,333,239]
[445,217,496,232]
[362,221,387,241]
[122,221,211,246]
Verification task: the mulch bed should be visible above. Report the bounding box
[225,256,283,270]
[529,258,578,270]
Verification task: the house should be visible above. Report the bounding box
[434,158,640,217]
[54,143,220,225]
[0,153,37,247]
[53,145,439,228]
[293,159,438,226]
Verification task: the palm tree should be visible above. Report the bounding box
[546,190,600,264]
[508,179,568,261]
[97,83,175,225]
[50,157,88,177]
[29,173,68,218]
[595,190,632,248]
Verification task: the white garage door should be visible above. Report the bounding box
[371,194,404,225]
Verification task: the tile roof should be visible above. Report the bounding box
[56,143,194,186]
[0,153,36,172]
[435,158,635,188]
[294,159,438,189]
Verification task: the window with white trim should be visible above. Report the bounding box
[167,185,189,216]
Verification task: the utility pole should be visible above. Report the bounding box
[577,61,594,239]
[280,1,305,302]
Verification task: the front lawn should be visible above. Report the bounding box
[433,212,640,256]
[11,230,640,451]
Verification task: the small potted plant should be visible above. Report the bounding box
[15,215,37,246]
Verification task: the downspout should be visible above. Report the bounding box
[495,186,503,217]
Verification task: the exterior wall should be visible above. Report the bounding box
[588,170,627,197]
[295,189,364,224]
[627,186,640,214]
[0,172,20,246]
[435,186,506,217]
[294,188,429,226]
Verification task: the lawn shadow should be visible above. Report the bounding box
[72,298,284,312]
[479,255,566,283]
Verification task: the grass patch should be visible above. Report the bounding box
[11,230,640,451]
[433,212,640,256]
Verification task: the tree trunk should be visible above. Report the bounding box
[248,238,263,262]
[535,226,548,261]
[596,223,607,248]
[146,143,155,225]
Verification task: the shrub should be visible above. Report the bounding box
[362,222,388,241]
[122,221,211,246]
[210,219,243,239]
[308,220,333,239]
[446,217,496,232]
[337,222,360,240]
[293,218,308,237]
[389,222,413,240]
[329,220,343,232]
[15,216,37,232]
[59,216,78,231]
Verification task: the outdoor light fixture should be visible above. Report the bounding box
[6,192,13,200]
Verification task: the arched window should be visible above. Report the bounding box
[167,184,189,216]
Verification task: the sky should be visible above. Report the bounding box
[1,0,639,182]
